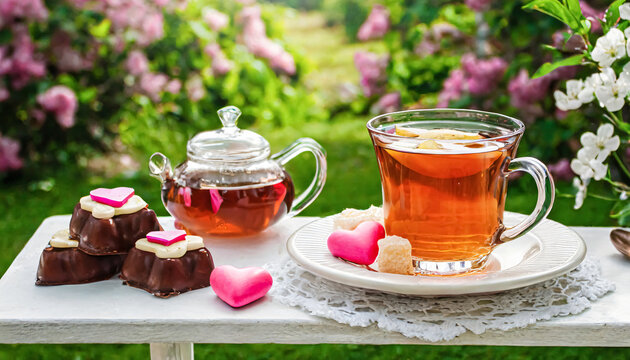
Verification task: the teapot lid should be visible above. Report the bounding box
[187,106,270,163]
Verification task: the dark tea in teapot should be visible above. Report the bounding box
[162,173,295,236]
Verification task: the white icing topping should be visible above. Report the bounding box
[49,229,78,248]
[80,195,147,219]
[135,235,205,259]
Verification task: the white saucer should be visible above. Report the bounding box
[286,212,586,296]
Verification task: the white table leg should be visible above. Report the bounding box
[149,342,194,360]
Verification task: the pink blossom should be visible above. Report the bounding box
[139,72,168,101]
[0,86,8,102]
[580,1,604,33]
[371,92,400,114]
[6,25,46,89]
[0,0,48,21]
[548,158,574,181]
[126,50,149,76]
[186,75,205,102]
[203,8,229,31]
[139,12,164,46]
[357,4,390,41]
[438,69,465,107]
[460,54,507,95]
[465,0,491,12]
[36,86,78,128]
[354,51,388,97]
[240,6,296,75]
[508,69,551,108]
[51,31,92,72]
[204,44,233,76]
[155,0,169,7]
[552,31,586,52]
[0,134,23,172]
[164,79,181,94]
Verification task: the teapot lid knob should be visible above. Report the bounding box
[217,106,241,129]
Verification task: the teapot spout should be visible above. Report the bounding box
[149,152,173,183]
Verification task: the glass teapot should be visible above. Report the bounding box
[149,106,326,237]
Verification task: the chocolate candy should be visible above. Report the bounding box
[36,246,125,286]
[69,204,161,255]
[120,246,214,298]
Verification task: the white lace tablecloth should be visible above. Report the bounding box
[265,258,615,342]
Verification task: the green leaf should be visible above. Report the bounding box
[189,21,213,41]
[523,0,579,30]
[604,0,626,31]
[89,19,111,39]
[564,0,582,18]
[532,54,585,78]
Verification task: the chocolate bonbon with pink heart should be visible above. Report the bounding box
[120,230,215,298]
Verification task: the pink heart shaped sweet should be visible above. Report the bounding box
[210,265,273,308]
[327,221,385,265]
[146,230,187,246]
[90,187,135,208]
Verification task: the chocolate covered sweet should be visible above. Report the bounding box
[120,231,214,298]
[69,192,161,255]
[36,230,126,285]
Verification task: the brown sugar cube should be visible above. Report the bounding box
[377,236,414,275]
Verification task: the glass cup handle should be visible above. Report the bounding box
[149,152,173,183]
[272,138,327,217]
[500,157,555,242]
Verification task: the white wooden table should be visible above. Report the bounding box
[0,216,629,359]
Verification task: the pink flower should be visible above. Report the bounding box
[465,0,491,12]
[508,69,551,108]
[6,25,46,89]
[548,158,574,181]
[139,12,164,46]
[139,72,168,101]
[438,69,465,107]
[371,92,400,114]
[36,86,78,128]
[460,54,507,95]
[0,86,8,102]
[164,79,181,94]
[155,0,169,7]
[354,51,388,97]
[51,31,92,72]
[186,75,205,102]
[126,50,149,76]
[240,6,296,75]
[0,0,48,21]
[205,44,233,76]
[0,134,23,172]
[357,4,390,41]
[203,8,229,31]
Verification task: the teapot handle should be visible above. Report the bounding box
[272,138,327,217]
[149,152,173,183]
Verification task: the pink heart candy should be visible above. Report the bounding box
[90,187,135,208]
[210,265,273,308]
[209,189,223,214]
[146,230,187,246]
[327,221,385,265]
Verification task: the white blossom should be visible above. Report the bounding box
[620,191,628,201]
[591,28,626,67]
[578,73,600,104]
[579,123,621,162]
[554,79,584,111]
[594,68,630,112]
[570,147,607,181]
[621,4,630,21]
[572,177,589,210]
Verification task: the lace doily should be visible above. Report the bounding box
[265,258,615,342]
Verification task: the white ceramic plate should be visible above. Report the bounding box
[286,212,586,296]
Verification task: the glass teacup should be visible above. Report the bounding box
[367,109,554,275]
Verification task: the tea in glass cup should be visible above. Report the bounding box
[367,109,554,275]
